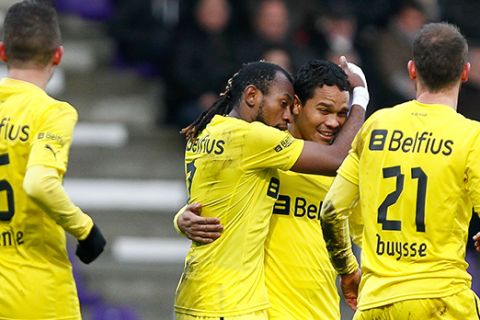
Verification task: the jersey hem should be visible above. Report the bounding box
[358,286,467,310]
[174,303,270,317]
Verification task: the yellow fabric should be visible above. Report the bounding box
[265,170,340,319]
[23,165,93,240]
[353,289,480,320]
[175,115,304,317]
[338,100,480,310]
[349,204,364,248]
[176,309,268,320]
[0,78,83,319]
[320,175,360,275]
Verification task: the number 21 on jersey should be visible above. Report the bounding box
[378,165,427,233]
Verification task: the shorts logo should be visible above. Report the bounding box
[369,129,388,151]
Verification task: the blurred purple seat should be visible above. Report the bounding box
[466,250,480,295]
[68,248,103,306]
[54,0,113,20]
[90,304,140,320]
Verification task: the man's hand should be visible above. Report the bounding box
[76,224,106,264]
[339,56,368,89]
[473,232,480,252]
[178,203,223,244]
[340,268,362,311]
[339,56,369,111]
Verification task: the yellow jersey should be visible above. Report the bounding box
[175,115,304,317]
[0,78,80,319]
[266,170,340,319]
[338,100,480,310]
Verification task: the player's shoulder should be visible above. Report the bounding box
[459,116,480,142]
[39,95,77,119]
[25,85,74,111]
[367,101,411,121]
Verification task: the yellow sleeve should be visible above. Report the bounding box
[349,203,364,248]
[244,123,304,171]
[173,205,187,236]
[28,103,77,174]
[320,175,360,274]
[466,128,480,213]
[23,165,93,240]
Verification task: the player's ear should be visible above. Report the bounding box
[0,42,7,63]
[244,85,260,108]
[461,62,470,83]
[407,60,416,80]
[292,94,302,115]
[52,46,63,66]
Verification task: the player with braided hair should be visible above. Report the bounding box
[174,58,369,319]
[176,59,365,319]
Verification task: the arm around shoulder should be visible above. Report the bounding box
[290,106,365,176]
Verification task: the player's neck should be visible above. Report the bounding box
[229,107,255,123]
[287,123,302,139]
[7,67,52,91]
[415,84,459,111]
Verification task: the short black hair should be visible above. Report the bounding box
[294,59,349,105]
[413,22,468,91]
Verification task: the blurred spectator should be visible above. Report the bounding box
[308,1,361,64]
[107,0,179,77]
[458,42,480,120]
[261,46,293,73]
[235,0,314,73]
[372,0,427,107]
[165,0,238,128]
[442,0,480,42]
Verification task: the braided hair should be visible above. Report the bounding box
[181,61,293,140]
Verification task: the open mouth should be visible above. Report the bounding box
[318,131,336,142]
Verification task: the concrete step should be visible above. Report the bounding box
[77,259,183,320]
[70,209,187,320]
[87,209,181,239]
[68,126,185,179]
[58,67,162,126]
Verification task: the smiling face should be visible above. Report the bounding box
[292,84,349,144]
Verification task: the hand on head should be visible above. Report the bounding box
[339,56,369,111]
